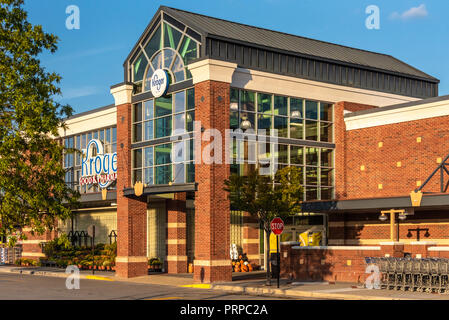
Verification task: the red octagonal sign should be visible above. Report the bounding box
[270,217,284,235]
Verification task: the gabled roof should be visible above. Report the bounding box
[160,6,437,81]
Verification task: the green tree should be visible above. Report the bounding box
[0,0,79,244]
[224,166,303,285]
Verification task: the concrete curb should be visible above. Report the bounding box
[210,284,415,300]
[0,267,115,281]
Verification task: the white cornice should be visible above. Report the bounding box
[345,99,449,131]
[188,59,237,84]
[110,84,133,106]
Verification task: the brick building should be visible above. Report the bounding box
[19,6,448,283]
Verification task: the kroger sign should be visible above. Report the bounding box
[150,69,169,98]
[80,139,117,188]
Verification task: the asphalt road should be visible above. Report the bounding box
[0,273,297,300]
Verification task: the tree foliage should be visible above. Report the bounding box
[224,166,303,283]
[0,0,79,241]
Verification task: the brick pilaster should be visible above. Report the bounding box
[114,95,148,278]
[193,80,232,283]
[167,193,187,273]
[242,212,260,267]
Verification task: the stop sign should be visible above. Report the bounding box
[270,217,284,235]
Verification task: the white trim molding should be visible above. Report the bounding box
[345,99,449,130]
[166,255,188,261]
[188,59,237,84]
[428,247,449,252]
[115,256,148,263]
[21,252,45,257]
[166,239,186,245]
[110,84,133,106]
[194,259,231,267]
[291,246,381,251]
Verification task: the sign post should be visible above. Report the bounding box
[270,217,284,288]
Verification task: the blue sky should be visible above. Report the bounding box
[24,0,449,114]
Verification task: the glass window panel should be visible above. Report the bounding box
[174,163,185,183]
[144,25,162,60]
[291,165,304,184]
[155,143,172,165]
[290,118,304,139]
[93,131,98,140]
[133,149,142,169]
[305,100,318,119]
[305,120,318,141]
[290,146,304,165]
[151,51,163,70]
[274,116,288,138]
[306,148,319,166]
[105,129,110,144]
[230,111,239,130]
[133,169,142,184]
[87,132,92,142]
[133,103,143,123]
[155,165,172,185]
[258,142,271,165]
[275,144,288,164]
[321,149,333,167]
[187,88,195,110]
[230,88,239,104]
[134,123,142,142]
[186,163,195,183]
[112,143,117,153]
[240,111,255,130]
[112,127,117,143]
[144,147,153,167]
[187,139,194,162]
[163,48,176,69]
[274,96,288,116]
[172,55,185,82]
[144,168,153,185]
[174,113,185,132]
[99,130,104,143]
[155,95,172,117]
[144,100,154,120]
[320,103,333,122]
[258,93,272,114]
[186,111,194,132]
[321,168,333,186]
[320,122,333,142]
[179,36,198,66]
[174,91,186,113]
[306,167,318,185]
[144,121,153,140]
[306,187,318,201]
[164,23,183,49]
[173,141,185,163]
[81,134,87,148]
[133,54,148,82]
[321,187,333,200]
[290,98,303,118]
[257,114,272,135]
[155,116,172,138]
[241,91,255,112]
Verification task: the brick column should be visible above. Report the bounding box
[380,242,404,257]
[111,83,148,278]
[410,241,436,259]
[242,212,260,267]
[166,193,187,273]
[189,59,237,283]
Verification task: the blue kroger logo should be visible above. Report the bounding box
[150,69,169,98]
[80,139,117,188]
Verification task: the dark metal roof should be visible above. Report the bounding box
[65,104,115,121]
[161,6,437,82]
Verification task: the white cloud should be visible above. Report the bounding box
[60,86,102,100]
[390,4,428,21]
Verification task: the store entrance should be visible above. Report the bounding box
[280,214,327,246]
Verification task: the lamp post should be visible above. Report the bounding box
[379,209,407,242]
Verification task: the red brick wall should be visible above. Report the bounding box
[193,80,232,283]
[116,102,148,278]
[343,114,449,199]
[167,193,187,273]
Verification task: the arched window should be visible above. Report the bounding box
[131,21,200,94]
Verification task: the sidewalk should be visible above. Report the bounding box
[2,265,449,300]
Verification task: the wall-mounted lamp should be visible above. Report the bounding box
[230,102,239,112]
[240,117,252,130]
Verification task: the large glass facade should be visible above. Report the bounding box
[131,88,195,185]
[131,19,200,94]
[63,126,117,193]
[230,88,334,201]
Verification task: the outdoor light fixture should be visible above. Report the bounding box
[186,113,192,122]
[379,213,388,221]
[230,102,239,111]
[240,117,252,130]
[398,212,407,220]
[291,110,301,118]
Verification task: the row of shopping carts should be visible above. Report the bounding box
[365,257,449,293]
